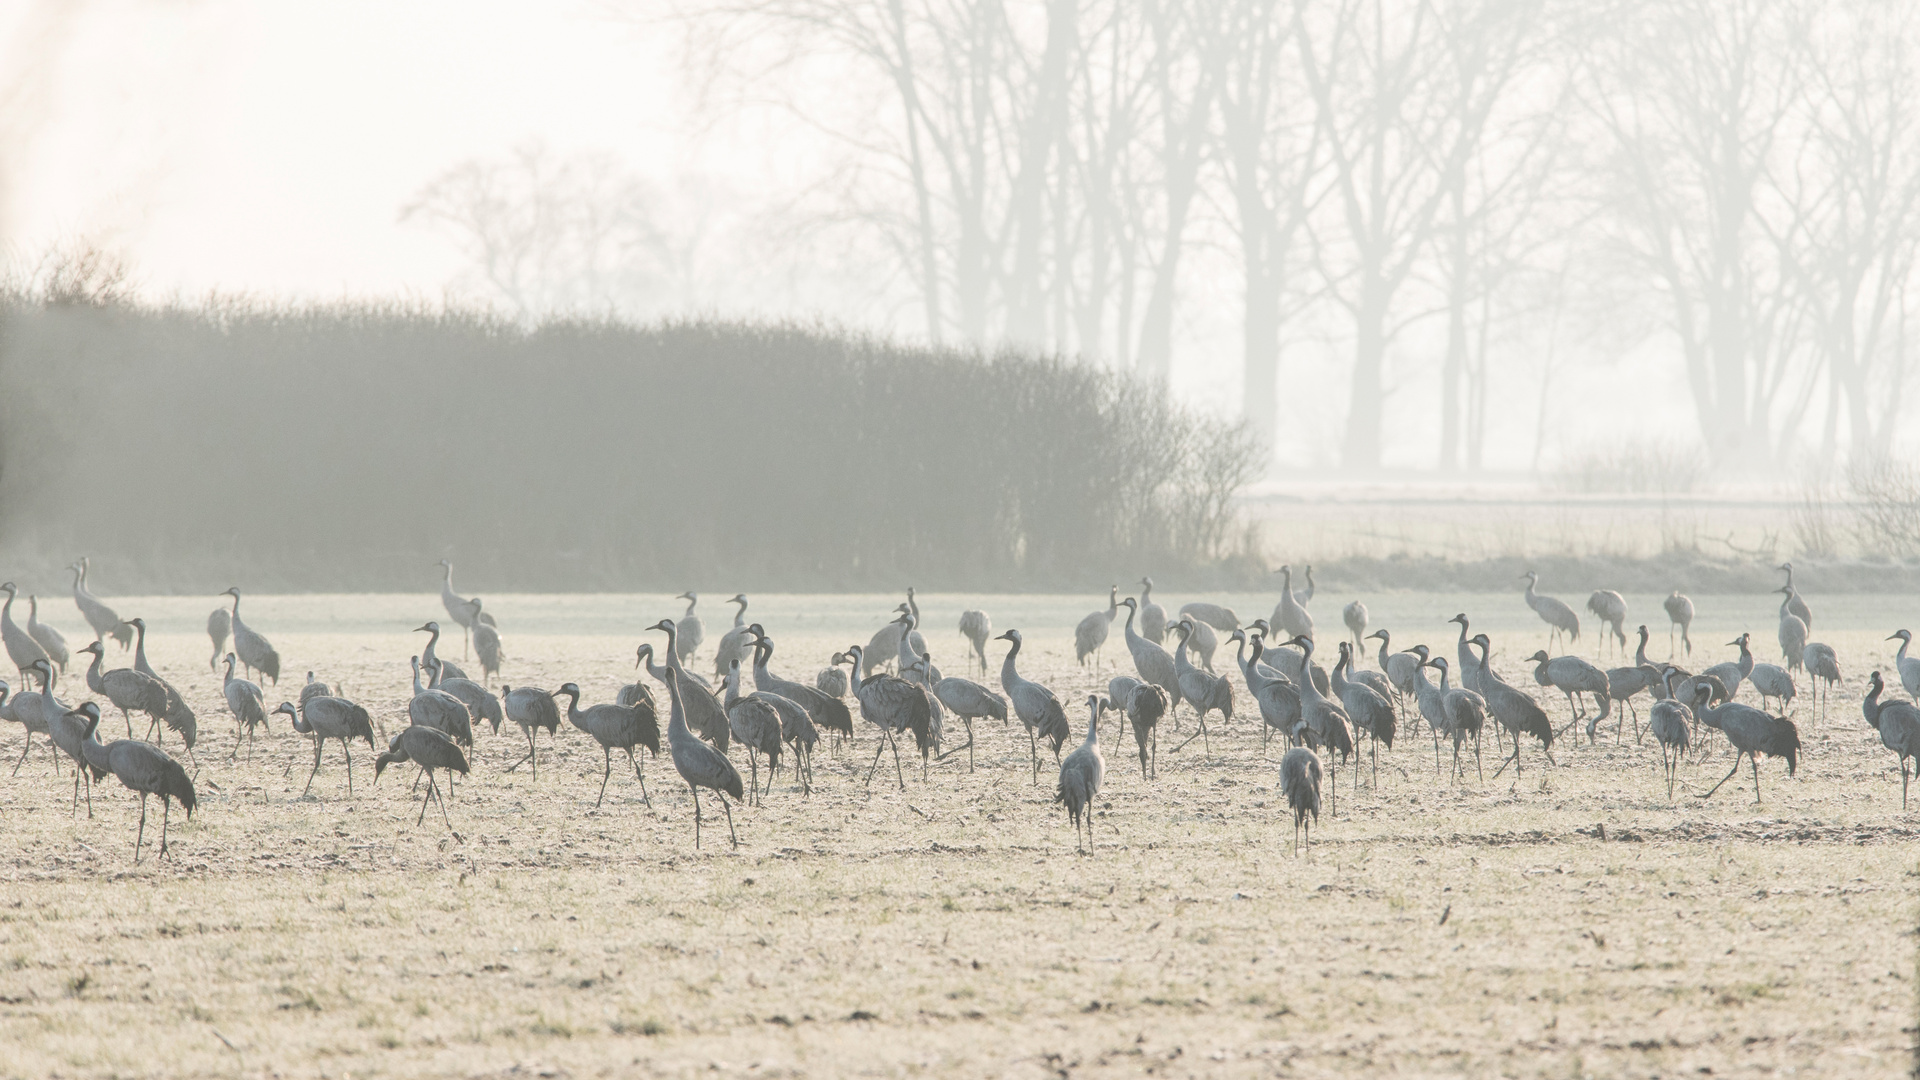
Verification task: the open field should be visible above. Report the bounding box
[0,589,1915,1078]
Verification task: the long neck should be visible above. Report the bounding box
[1333,648,1349,683]
[725,664,743,706]
[71,567,83,597]
[1376,635,1390,669]
[88,649,104,684]
[732,601,746,627]
[1525,576,1537,601]
[224,657,236,685]
[560,690,583,724]
[133,623,149,671]
[1738,638,1752,667]
[1106,591,1117,618]
[1084,707,1099,744]
[1779,593,1791,617]
[666,681,688,735]
[1234,635,1251,675]
[1436,665,1450,691]
[1173,632,1190,666]
[909,592,921,621]
[1901,636,1912,663]
[411,661,425,696]
[753,644,772,679]
[1866,682,1885,725]
[1636,631,1650,666]
[423,628,439,662]
[660,625,681,669]
[1000,639,1020,683]
[683,597,697,618]
[27,597,36,624]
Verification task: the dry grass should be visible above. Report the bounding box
[0,591,1913,1078]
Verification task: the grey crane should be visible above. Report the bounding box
[1103,675,1167,778]
[1335,638,1396,706]
[1603,634,1658,741]
[1646,666,1692,798]
[931,675,1004,772]
[1279,746,1323,856]
[1368,630,1422,718]
[51,701,106,816]
[635,642,712,693]
[663,674,743,849]
[70,559,132,650]
[1118,598,1179,717]
[843,644,934,788]
[1749,660,1797,714]
[1055,695,1106,854]
[224,587,280,685]
[815,658,850,702]
[1170,618,1233,733]
[1332,641,1395,785]
[1776,587,1809,671]
[128,618,197,753]
[1423,656,1485,781]
[1664,590,1694,656]
[859,603,914,677]
[994,629,1070,782]
[79,640,166,738]
[1289,635,1354,790]
[1586,590,1628,657]
[416,622,469,683]
[1521,571,1580,652]
[748,639,817,792]
[1888,630,1920,698]
[1403,643,1444,751]
[222,653,269,760]
[1270,565,1314,641]
[1181,615,1220,673]
[5,658,57,775]
[1178,601,1239,632]
[1447,614,1486,696]
[958,609,992,675]
[1527,649,1610,741]
[274,696,374,796]
[468,599,503,684]
[429,659,506,736]
[1700,633,1754,704]
[1138,578,1167,645]
[1075,585,1119,667]
[709,594,754,681]
[1803,641,1841,723]
[26,596,67,675]
[1232,631,1303,749]
[554,681,659,808]
[1471,636,1556,780]
[749,628,854,744]
[301,671,334,708]
[1342,601,1368,651]
[1691,682,1800,802]
[617,661,658,712]
[374,725,469,828]
[651,619,731,752]
[722,659,785,804]
[674,592,706,664]
[436,558,478,658]
[79,712,196,861]
[408,656,473,747]
[499,684,562,778]
[1779,562,1813,628]
[207,604,231,671]
[1863,670,1920,808]
[0,583,50,685]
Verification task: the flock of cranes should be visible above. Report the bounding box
[0,558,1910,862]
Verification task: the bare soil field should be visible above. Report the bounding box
[0,590,1914,1078]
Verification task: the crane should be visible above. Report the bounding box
[1075,586,1119,668]
[663,676,744,850]
[50,701,106,817]
[931,675,1004,772]
[0,583,50,685]
[1527,649,1610,741]
[1177,601,1240,632]
[994,629,1070,783]
[78,711,196,861]
[1287,635,1354,796]
[408,656,473,747]
[1887,630,1920,698]
[274,696,375,797]
[555,681,660,808]
[1663,590,1694,656]
[1270,566,1313,641]
[1422,656,1484,782]
[429,659,506,737]
[1168,619,1231,755]
[722,659,784,805]
[5,658,57,776]
[70,559,132,650]
[1863,671,1920,808]
[1700,633,1755,703]
[1279,746,1322,856]
[208,603,231,672]
[958,609,992,675]
[1646,666,1692,798]
[674,592,706,664]
[843,644,933,788]
[1117,598,1179,717]
[468,599,503,685]
[1138,578,1168,645]
[416,622,468,682]
[1367,629,1422,723]
[1779,563,1813,628]
[128,619,197,753]
[1341,601,1368,651]
[1231,630,1302,749]
[709,594,753,681]
[1332,640,1395,786]
[1471,636,1555,781]
[25,597,67,675]
[1776,588,1809,671]
[1521,571,1580,653]
[1690,682,1799,802]
[223,588,281,685]
[436,559,478,659]
[500,684,563,778]
[1055,695,1106,854]
[78,641,166,738]
[1803,641,1841,723]
[1103,676,1167,778]
[1586,590,1628,657]
[650,619,730,752]
[748,629,854,745]
[222,653,269,761]
[374,725,469,829]
[1748,660,1797,714]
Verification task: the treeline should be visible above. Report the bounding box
[0,294,1260,591]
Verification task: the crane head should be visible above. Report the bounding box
[678,591,696,602]
[1365,629,1387,642]
[993,630,1019,644]
[1889,630,1912,643]
[224,586,241,599]
[647,619,674,634]
[553,683,580,698]
[272,702,297,721]
[81,640,102,656]
[416,623,438,634]
[1527,649,1551,663]
[1447,613,1467,626]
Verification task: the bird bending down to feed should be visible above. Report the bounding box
[275,697,375,797]
[1341,600,1367,650]
[1586,590,1628,657]
[1075,586,1119,667]
[500,684,562,778]
[1863,671,1920,809]
[375,725,470,829]
[1691,683,1799,803]
[1279,746,1322,856]
[1055,695,1106,854]
[957,609,992,675]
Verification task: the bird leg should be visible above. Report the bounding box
[344,744,354,796]
[598,747,613,808]
[159,798,173,859]
[719,791,738,848]
[134,793,149,863]
[304,741,323,797]
[628,748,651,808]
[1750,753,1764,803]
[864,734,888,790]
[1696,753,1746,800]
[746,749,760,808]
[889,729,907,790]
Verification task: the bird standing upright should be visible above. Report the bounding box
[1055,695,1106,854]
[664,674,743,849]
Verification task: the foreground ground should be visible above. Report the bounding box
[0,589,1914,1078]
